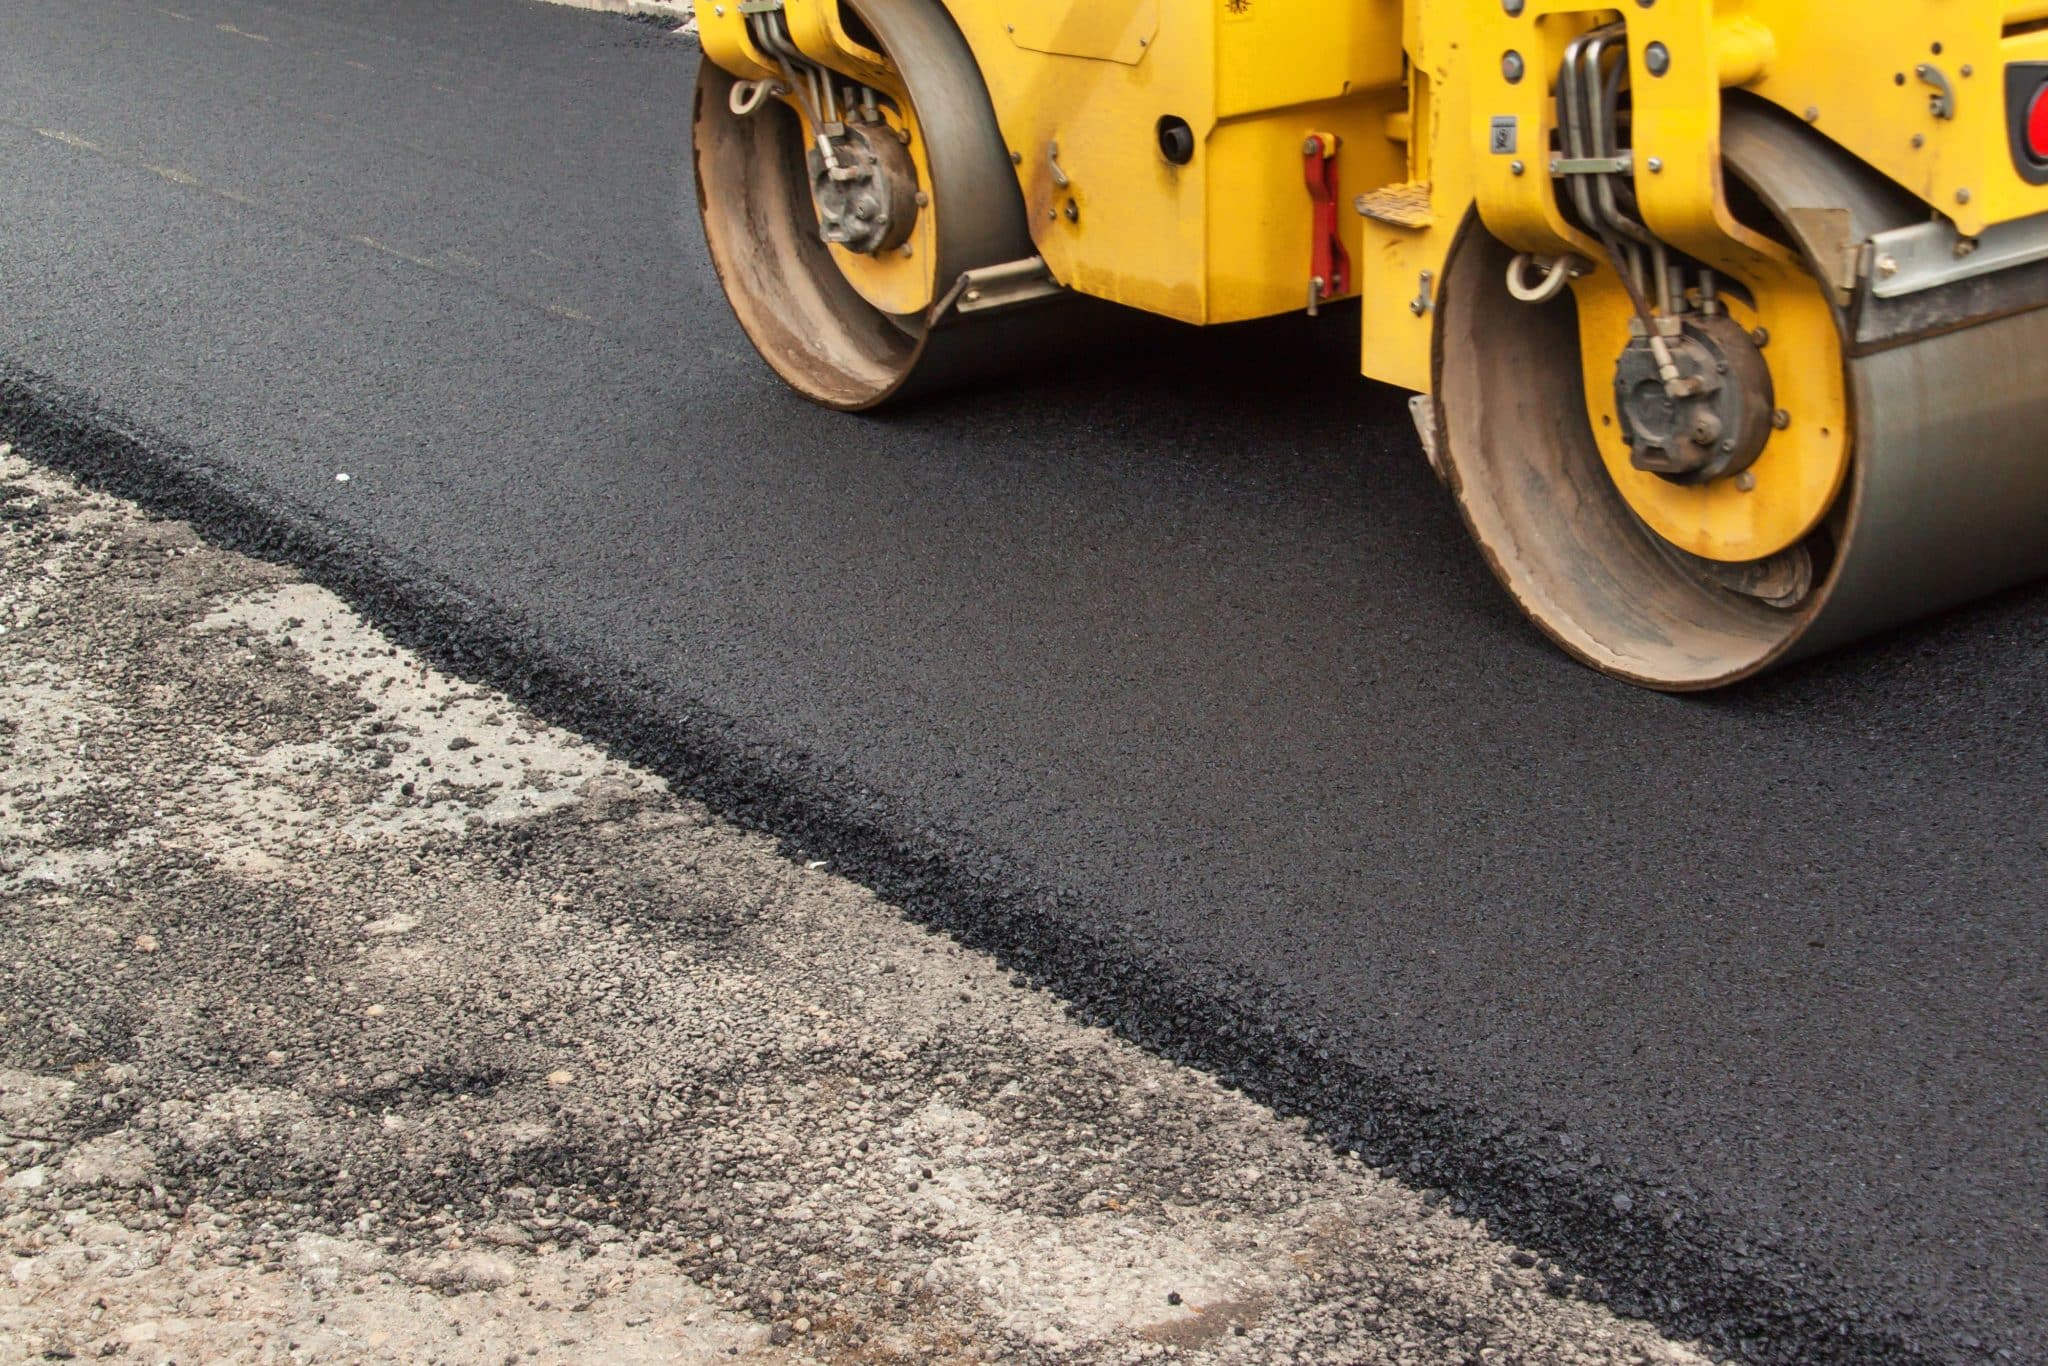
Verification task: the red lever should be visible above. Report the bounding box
[1303,133,1351,313]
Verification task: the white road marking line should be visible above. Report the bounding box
[350,235,438,271]
[16,121,602,332]
[35,128,102,152]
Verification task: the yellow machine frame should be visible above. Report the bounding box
[703,0,2048,383]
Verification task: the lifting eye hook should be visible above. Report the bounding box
[729,78,783,117]
[1505,252,1591,304]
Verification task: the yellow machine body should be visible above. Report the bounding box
[692,0,2048,688]
[701,0,2048,362]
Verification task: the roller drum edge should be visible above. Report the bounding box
[1797,317,2048,660]
[1745,93,2048,671]
[691,0,1051,413]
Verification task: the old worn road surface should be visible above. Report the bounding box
[3,450,1703,1362]
[1,0,2042,1359]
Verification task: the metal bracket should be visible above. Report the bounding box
[1303,132,1351,315]
[1408,394,1446,484]
[931,256,1064,321]
[1782,207,1862,304]
[1549,153,1633,176]
[1915,63,1955,121]
[1866,210,2048,298]
[1408,269,1435,317]
[1046,141,1070,190]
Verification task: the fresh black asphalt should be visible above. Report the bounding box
[2,0,2043,1359]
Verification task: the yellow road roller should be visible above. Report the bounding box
[691,0,2048,688]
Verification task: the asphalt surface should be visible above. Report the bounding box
[0,0,2043,1360]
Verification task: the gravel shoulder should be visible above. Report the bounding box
[0,447,1700,1363]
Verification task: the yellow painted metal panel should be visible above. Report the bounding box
[1213,0,1404,119]
[1367,0,2047,394]
[1005,0,1159,66]
[1206,95,1406,320]
[1463,1,2048,243]
[782,0,898,89]
[1742,1,2048,237]
[948,0,1407,324]
[944,1,1207,318]
[1356,3,1475,395]
[696,1,777,82]
[950,1,1212,319]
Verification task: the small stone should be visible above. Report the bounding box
[1612,1191,1634,1213]
[364,1004,386,1018]
[363,914,417,937]
[295,1233,385,1276]
[768,1325,792,1346]
[412,1249,515,1293]
[1511,1250,1537,1269]
[265,1051,287,1065]
[133,934,159,953]
[478,1221,534,1249]
[4,1165,50,1190]
[58,1136,154,1189]
[546,1070,573,1087]
[791,1317,811,1334]
[1166,1291,1183,1306]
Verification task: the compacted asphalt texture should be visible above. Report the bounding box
[2,0,2043,1359]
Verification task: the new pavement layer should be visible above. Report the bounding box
[2,0,2042,1359]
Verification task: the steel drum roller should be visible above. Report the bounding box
[1434,101,2048,688]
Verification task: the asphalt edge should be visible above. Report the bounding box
[0,364,1931,1365]
[531,0,696,24]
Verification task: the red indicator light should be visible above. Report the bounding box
[2030,83,2048,161]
